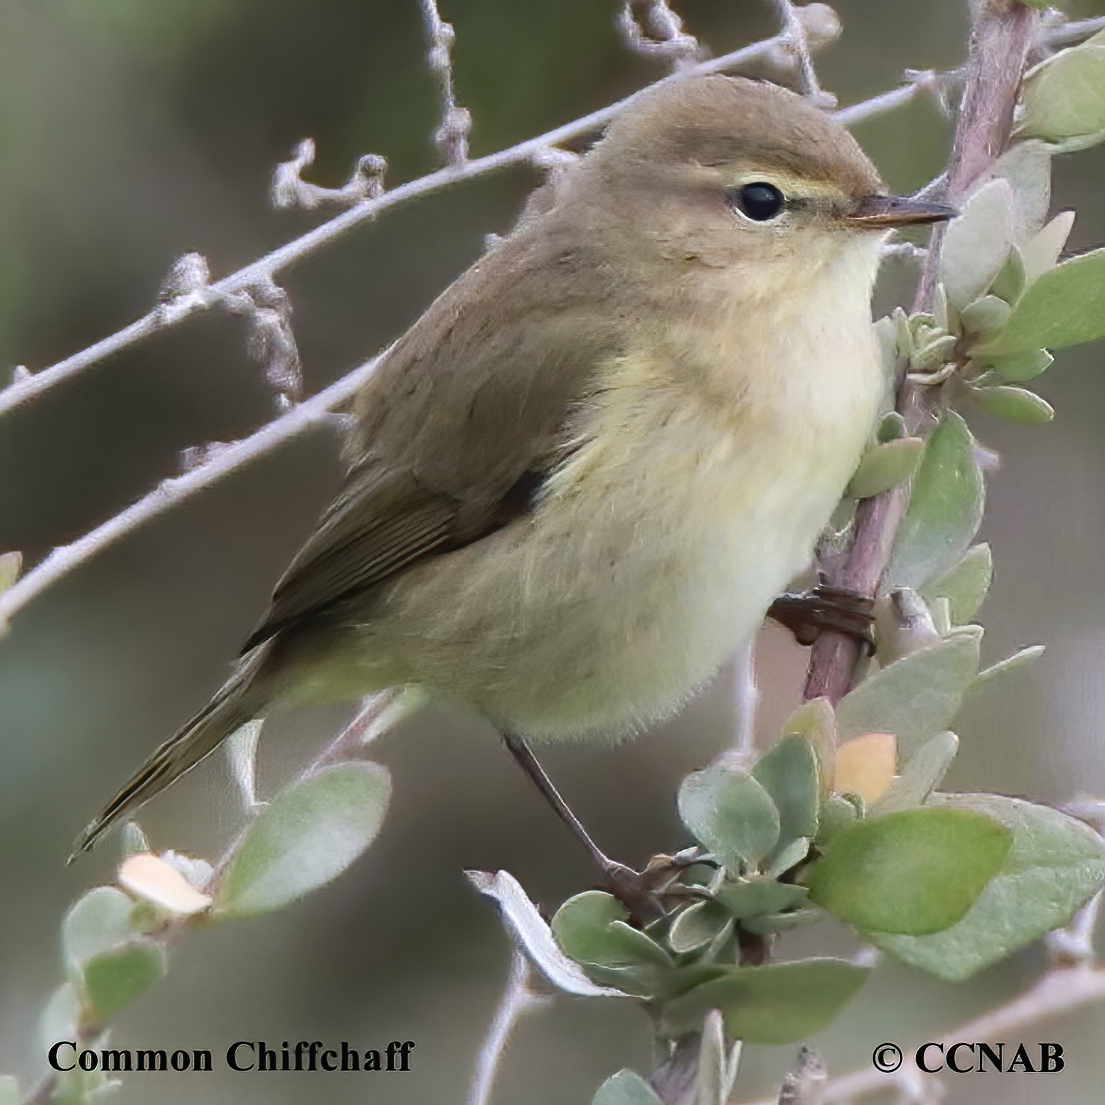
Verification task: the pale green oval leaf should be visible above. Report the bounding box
[1021,210,1075,282]
[83,939,167,1018]
[806,807,1010,935]
[885,412,985,591]
[872,731,959,815]
[552,891,673,968]
[919,542,992,625]
[39,984,80,1055]
[939,178,1015,308]
[1019,43,1105,146]
[214,761,390,918]
[668,900,733,954]
[835,631,980,760]
[465,870,623,997]
[815,795,858,844]
[781,698,837,793]
[678,765,780,870]
[741,908,823,935]
[910,333,958,372]
[974,644,1045,689]
[713,877,809,919]
[969,385,1054,424]
[989,245,1027,303]
[981,348,1053,383]
[870,794,1105,980]
[846,438,924,499]
[659,959,870,1044]
[62,887,138,973]
[591,1070,664,1105]
[977,140,1052,243]
[978,248,1105,354]
[960,296,1012,338]
[751,734,820,850]
[876,410,907,444]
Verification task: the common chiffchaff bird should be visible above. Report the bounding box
[75,75,952,854]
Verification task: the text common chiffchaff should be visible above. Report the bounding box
[76,75,952,853]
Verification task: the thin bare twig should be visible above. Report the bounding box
[771,0,834,106]
[616,1,703,69]
[0,348,388,630]
[467,949,549,1105]
[732,639,759,764]
[1,32,943,422]
[421,0,472,166]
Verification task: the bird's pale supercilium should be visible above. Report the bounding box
[75,74,953,854]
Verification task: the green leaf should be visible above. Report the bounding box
[62,887,138,973]
[1018,42,1105,148]
[83,939,167,1017]
[466,870,624,997]
[781,698,837,793]
[885,412,985,591]
[120,822,149,858]
[39,984,80,1055]
[214,762,390,918]
[835,631,980,759]
[876,410,907,444]
[910,333,958,372]
[713,877,809,919]
[977,248,1105,355]
[989,245,1027,303]
[919,543,992,625]
[741,908,823,935]
[977,140,1052,243]
[939,178,1015,308]
[764,836,811,878]
[872,732,959,815]
[751,735,820,851]
[871,794,1105,980]
[659,959,870,1044]
[1021,211,1075,283]
[695,1013,743,1105]
[668,900,734,954]
[552,892,673,968]
[846,438,924,499]
[678,764,780,870]
[591,1070,664,1105]
[805,807,1011,935]
[968,385,1054,424]
[960,296,1012,338]
[974,644,1045,688]
[981,349,1053,383]
[815,795,858,844]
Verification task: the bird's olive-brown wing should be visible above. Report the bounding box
[241,226,629,652]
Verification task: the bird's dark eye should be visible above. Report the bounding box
[730,182,785,221]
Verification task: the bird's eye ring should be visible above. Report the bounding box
[730,182,785,222]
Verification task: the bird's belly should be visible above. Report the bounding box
[368,390,872,739]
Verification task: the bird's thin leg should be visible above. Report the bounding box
[502,733,661,923]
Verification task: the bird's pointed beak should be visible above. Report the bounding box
[847,195,958,229]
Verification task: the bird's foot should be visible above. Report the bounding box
[768,585,876,654]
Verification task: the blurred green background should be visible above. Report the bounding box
[2,1,1104,1102]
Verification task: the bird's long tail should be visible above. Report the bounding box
[70,646,272,861]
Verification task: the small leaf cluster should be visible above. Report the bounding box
[848,45,1105,474]
[556,412,1105,1070]
[23,761,390,1105]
